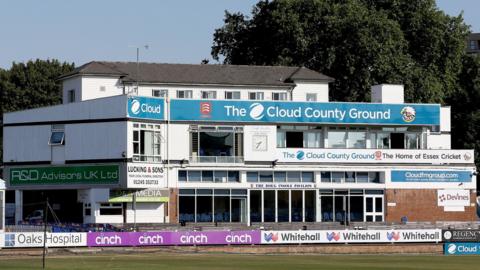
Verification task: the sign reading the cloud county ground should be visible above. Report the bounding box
[9,165,119,186]
[126,163,166,188]
[261,229,441,244]
[127,96,164,120]
[4,232,87,248]
[443,230,480,242]
[276,149,474,164]
[391,170,472,183]
[437,189,470,207]
[445,243,480,255]
[170,99,440,125]
[109,189,169,203]
[87,230,261,247]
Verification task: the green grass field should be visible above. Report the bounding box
[0,253,479,270]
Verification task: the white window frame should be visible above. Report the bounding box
[132,123,162,162]
[152,89,168,98]
[272,92,287,101]
[177,90,193,99]
[68,89,75,103]
[201,91,217,99]
[49,125,65,146]
[225,91,241,99]
[306,93,317,102]
[248,92,264,100]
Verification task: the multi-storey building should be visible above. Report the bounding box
[2,61,476,225]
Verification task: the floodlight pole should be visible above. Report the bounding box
[42,197,49,269]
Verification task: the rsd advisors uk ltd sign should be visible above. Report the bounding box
[277,149,474,164]
[170,99,440,125]
[126,163,166,188]
[9,165,120,186]
[127,96,164,120]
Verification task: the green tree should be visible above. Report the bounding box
[211,0,469,103]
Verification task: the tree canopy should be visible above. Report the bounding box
[211,0,469,103]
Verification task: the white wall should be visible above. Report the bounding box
[165,124,190,160]
[291,81,329,102]
[3,125,51,162]
[126,202,165,223]
[371,84,404,103]
[62,77,82,104]
[243,125,277,161]
[81,77,124,101]
[65,122,128,160]
[427,134,451,150]
[440,107,451,132]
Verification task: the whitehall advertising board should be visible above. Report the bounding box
[276,149,474,164]
[170,99,440,125]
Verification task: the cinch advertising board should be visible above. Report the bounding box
[444,242,480,255]
[276,149,474,164]
[4,232,87,248]
[87,231,261,247]
[391,170,472,183]
[127,96,164,120]
[443,230,480,242]
[9,165,120,186]
[261,229,441,244]
[170,99,440,125]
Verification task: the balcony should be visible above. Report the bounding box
[189,156,244,164]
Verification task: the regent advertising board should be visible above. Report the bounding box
[87,231,260,247]
[126,163,166,188]
[391,170,472,183]
[127,96,164,120]
[437,190,471,207]
[445,243,480,255]
[4,232,87,248]
[443,230,480,242]
[261,229,441,244]
[276,149,474,164]
[170,99,440,125]
[9,165,120,186]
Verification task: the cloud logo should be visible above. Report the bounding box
[387,232,400,241]
[249,103,265,120]
[296,150,305,160]
[326,232,340,241]
[264,232,278,242]
[447,243,456,254]
[130,100,141,115]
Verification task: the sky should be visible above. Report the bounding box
[0,0,478,69]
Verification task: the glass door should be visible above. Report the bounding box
[231,198,247,223]
[364,195,384,222]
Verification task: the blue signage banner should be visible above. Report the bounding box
[127,97,164,120]
[445,243,480,255]
[170,99,440,125]
[391,170,472,183]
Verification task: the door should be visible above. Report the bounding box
[364,195,384,222]
[231,198,247,223]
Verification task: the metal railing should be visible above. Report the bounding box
[189,156,244,164]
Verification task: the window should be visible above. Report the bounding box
[49,125,65,145]
[306,93,317,101]
[177,90,193,98]
[225,91,241,99]
[405,133,420,149]
[178,170,240,183]
[272,92,287,101]
[152,89,168,97]
[99,203,122,215]
[201,91,217,99]
[304,131,322,148]
[132,123,161,162]
[328,128,366,149]
[247,172,258,182]
[320,171,382,184]
[259,171,273,182]
[84,203,91,216]
[190,125,243,163]
[349,131,366,149]
[470,40,477,50]
[328,130,347,148]
[68,90,75,103]
[286,132,303,148]
[249,92,264,100]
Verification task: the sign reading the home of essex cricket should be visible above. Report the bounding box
[9,165,119,186]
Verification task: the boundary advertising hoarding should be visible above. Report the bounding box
[261,229,441,244]
[170,100,440,125]
[444,242,480,255]
[442,230,480,242]
[87,231,260,247]
[4,232,87,247]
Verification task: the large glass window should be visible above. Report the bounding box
[291,191,303,222]
[328,131,347,148]
[277,191,289,222]
[304,131,322,148]
[196,192,213,222]
[132,123,161,162]
[406,133,420,149]
[214,196,230,222]
[179,196,195,222]
[250,190,262,222]
[259,171,273,182]
[263,191,275,222]
[349,131,366,148]
[191,126,243,163]
[305,190,316,222]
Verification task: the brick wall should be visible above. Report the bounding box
[169,188,178,223]
[385,189,477,223]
